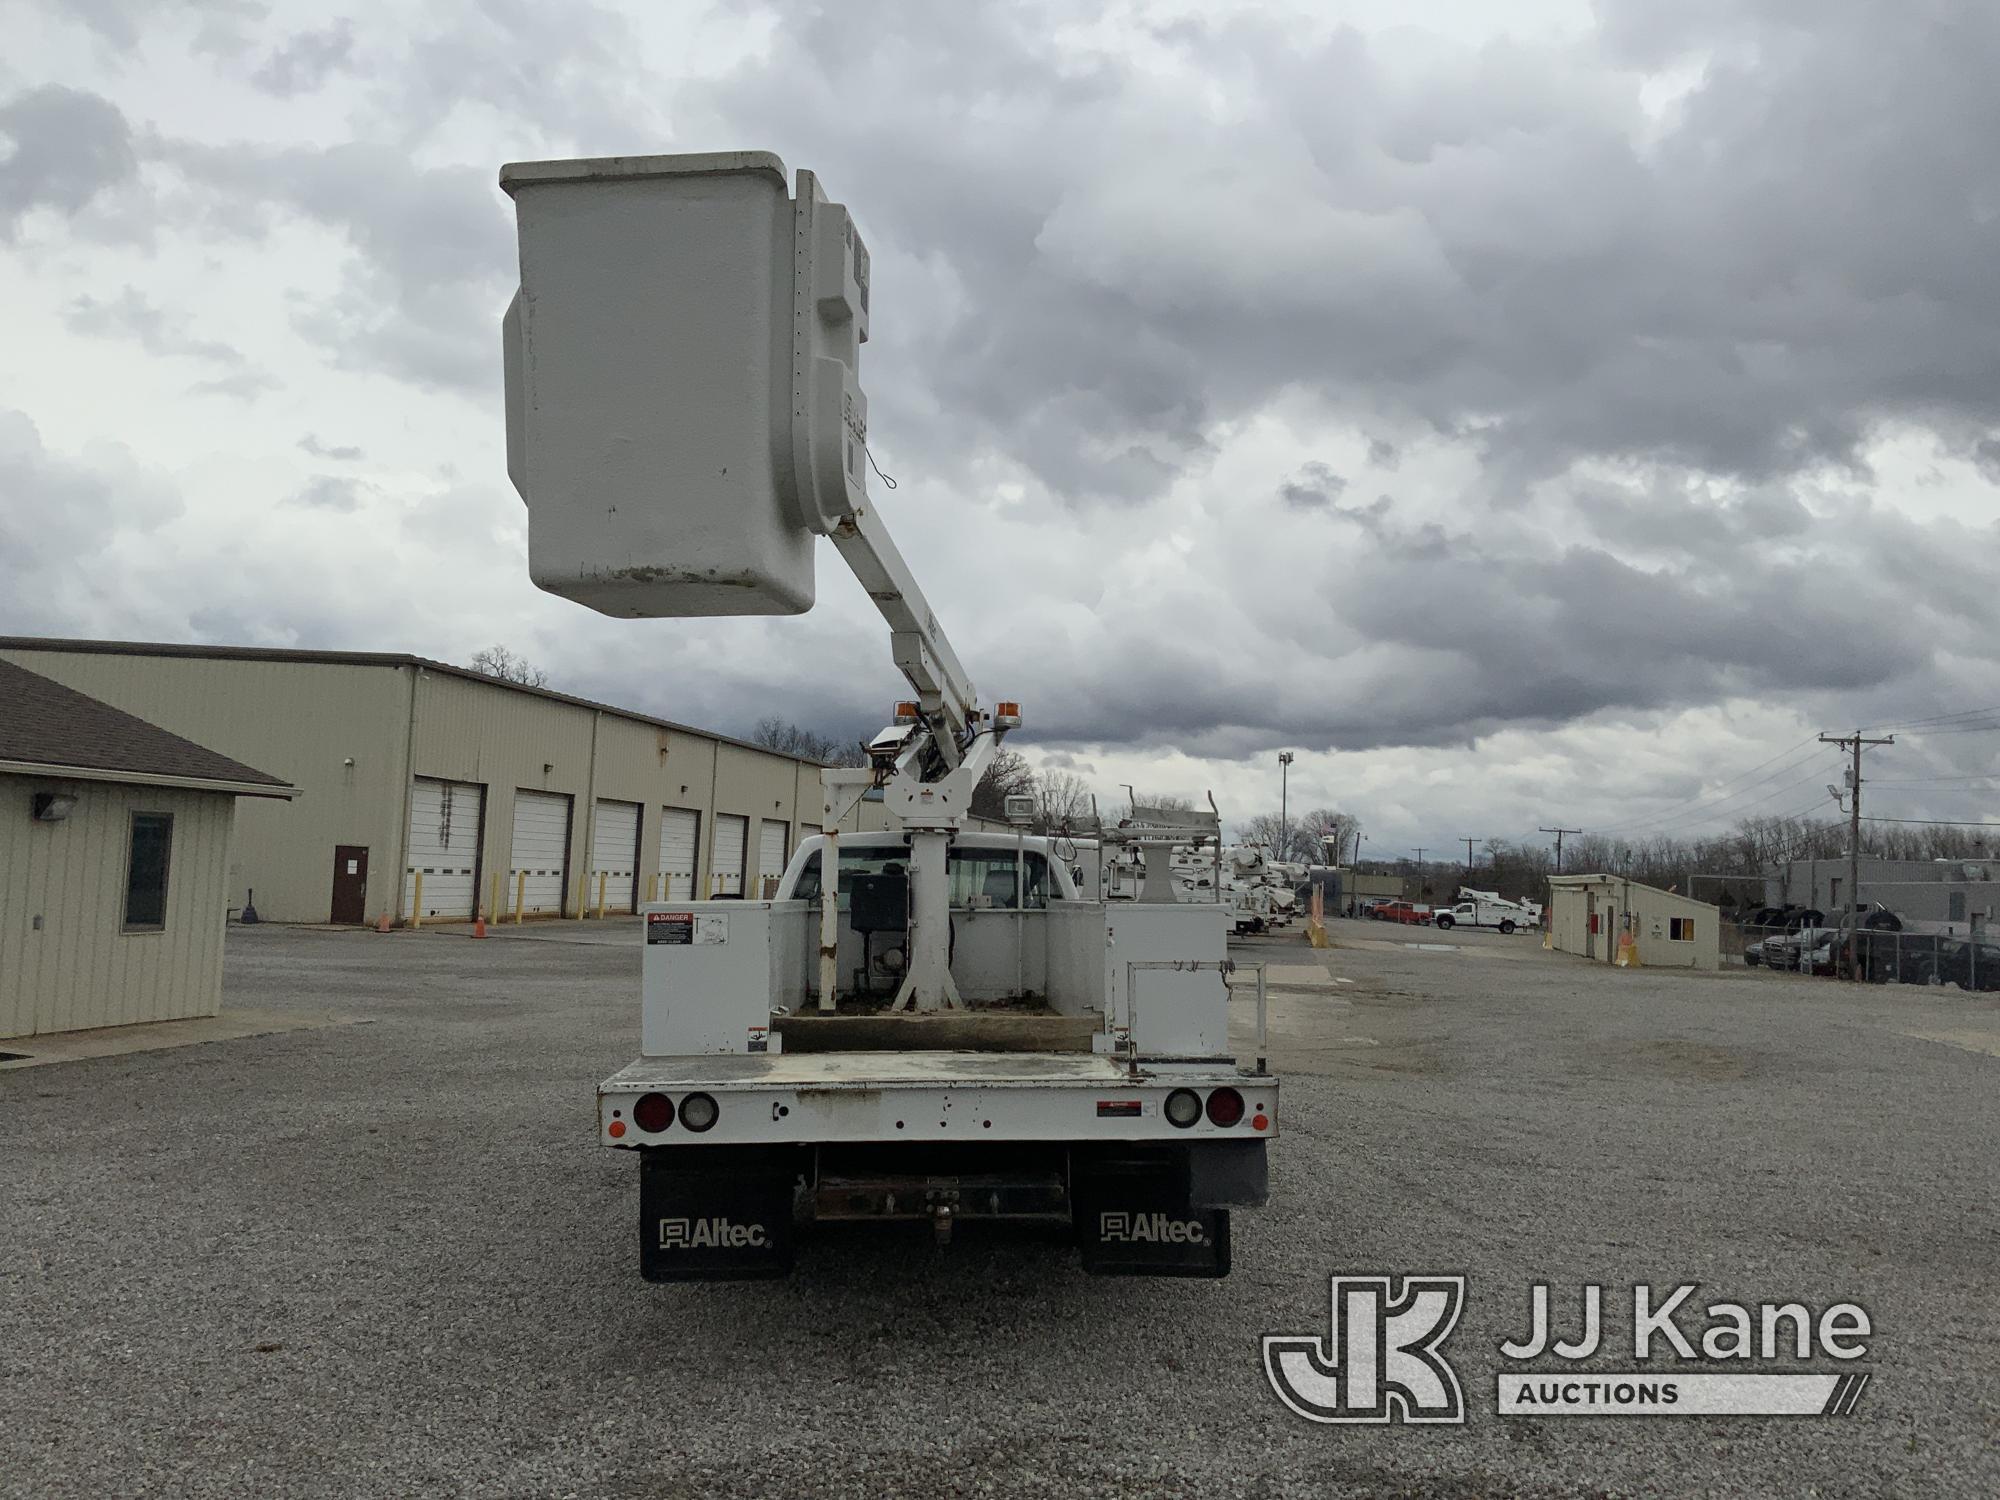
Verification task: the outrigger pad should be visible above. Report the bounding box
[639,1146,797,1281]
[1072,1144,1232,1278]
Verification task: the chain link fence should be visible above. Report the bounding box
[1731,920,2000,990]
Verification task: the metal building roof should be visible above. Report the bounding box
[0,636,834,768]
[0,657,297,798]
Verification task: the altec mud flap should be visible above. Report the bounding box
[639,1145,796,1281]
[1072,1141,1266,1278]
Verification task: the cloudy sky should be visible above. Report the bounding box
[6,0,1999,854]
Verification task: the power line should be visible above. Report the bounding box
[1587,739,1832,836]
[1859,704,2000,732]
[1822,730,1894,981]
[1859,813,2000,827]
[1865,775,2000,786]
[1539,825,1581,874]
[1615,755,1845,842]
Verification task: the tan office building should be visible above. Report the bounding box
[2,659,296,1039]
[1547,874,1720,971]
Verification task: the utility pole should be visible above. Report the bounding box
[1820,730,1894,981]
[1277,750,1294,862]
[1460,837,1478,870]
[1540,826,1581,874]
[1411,847,1425,895]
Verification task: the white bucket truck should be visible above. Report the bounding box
[500,152,1276,1279]
[1432,887,1538,934]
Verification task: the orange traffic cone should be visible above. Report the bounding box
[472,911,488,939]
[375,910,392,934]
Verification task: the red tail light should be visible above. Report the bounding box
[632,1092,675,1133]
[1205,1087,1245,1128]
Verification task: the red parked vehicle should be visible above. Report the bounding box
[1374,900,1432,926]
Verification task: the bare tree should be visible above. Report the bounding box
[468,644,549,688]
[1296,807,1359,864]
[749,716,867,767]
[1036,768,1094,831]
[971,746,1039,820]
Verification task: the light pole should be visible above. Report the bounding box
[1277,751,1294,861]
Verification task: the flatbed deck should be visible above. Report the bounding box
[598,1049,1277,1146]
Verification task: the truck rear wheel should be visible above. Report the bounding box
[1499,919,1515,934]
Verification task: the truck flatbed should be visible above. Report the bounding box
[599,1049,1277,1148]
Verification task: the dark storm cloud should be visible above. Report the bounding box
[1279,462,1347,511]
[156,137,514,393]
[290,475,362,512]
[64,287,247,366]
[0,85,138,239]
[998,484,2000,758]
[681,2,2000,501]
[379,0,655,151]
[189,368,281,399]
[251,20,358,97]
[0,409,182,634]
[299,434,365,461]
[10,0,2000,790]
[38,0,263,55]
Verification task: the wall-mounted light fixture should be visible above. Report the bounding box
[31,792,78,822]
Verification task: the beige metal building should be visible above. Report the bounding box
[1547,875,1720,971]
[0,638,863,927]
[2,659,296,1040]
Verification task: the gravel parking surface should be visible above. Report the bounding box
[4,918,1996,1497]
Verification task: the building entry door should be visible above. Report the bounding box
[331,845,370,924]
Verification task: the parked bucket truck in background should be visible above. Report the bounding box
[1432,888,1539,934]
[500,151,1276,1280]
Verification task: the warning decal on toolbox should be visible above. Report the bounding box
[648,912,730,945]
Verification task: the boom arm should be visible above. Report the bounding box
[829,502,978,763]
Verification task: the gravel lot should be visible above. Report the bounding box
[4,917,1996,1498]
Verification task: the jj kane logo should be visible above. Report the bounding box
[1265,1277,1874,1424]
[1264,1276,1468,1424]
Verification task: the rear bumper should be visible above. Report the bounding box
[599,1050,1278,1148]
[635,1137,1267,1281]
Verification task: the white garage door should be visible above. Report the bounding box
[710,813,748,897]
[511,790,571,916]
[405,778,483,920]
[657,807,700,902]
[590,799,640,914]
[758,819,790,898]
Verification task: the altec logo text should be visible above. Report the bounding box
[1265,1278,1874,1423]
[1099,1211,1207,1245]
[657,1217,768,1250]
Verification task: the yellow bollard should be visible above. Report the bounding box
[515,869,526,924]
[576,871,587,918]
[647,872,659,904]
[489,870,501,925]
[411,869,424,929]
